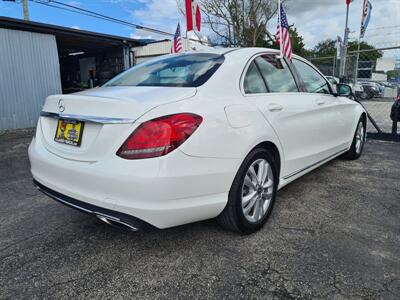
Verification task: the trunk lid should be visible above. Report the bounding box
[39,86,196,162]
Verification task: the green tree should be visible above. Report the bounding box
[312,39,337,58]
[257,26,310,57]
[387,69,400,79]
[288,27,310,57]
[193,0,279,47]
[347,41,383,61]
[311,39,382,61]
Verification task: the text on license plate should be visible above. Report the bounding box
[54,119,84,147]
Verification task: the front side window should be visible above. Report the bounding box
[292,59,331,94]
[255,55,298,93]
[243,61,267,94]
[105,53,225,88]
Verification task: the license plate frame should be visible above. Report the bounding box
[54,119,85,147]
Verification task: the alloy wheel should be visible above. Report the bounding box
[355,121,365,154]
[241,159,274,223]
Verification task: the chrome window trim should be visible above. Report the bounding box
[240,51,300,96]
[40,111,135,124]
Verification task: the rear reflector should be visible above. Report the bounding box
[117,113,203,159]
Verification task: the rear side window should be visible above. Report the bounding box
[243,61,268,94]
[292,59,331,94]
[255,55,298,93]
[105,53,224,88]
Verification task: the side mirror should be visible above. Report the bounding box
[336,83,352,97]
[336,83,353,97]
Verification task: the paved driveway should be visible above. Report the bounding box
[361,98,396,133]
[1,130,399,299]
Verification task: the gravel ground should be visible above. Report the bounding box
[0,130,399,300]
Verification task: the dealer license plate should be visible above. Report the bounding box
[54,119,84,147]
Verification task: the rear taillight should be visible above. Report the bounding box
[117,113,203,159]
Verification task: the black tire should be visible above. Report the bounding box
[367,92,375,100]
[342,117,366,160]
[217,148,278,234]
[360,92,368,100]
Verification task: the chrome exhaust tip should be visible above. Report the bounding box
[95,214,138,232]
[33,180,152,232]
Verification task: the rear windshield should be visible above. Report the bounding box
[105,53,225,88]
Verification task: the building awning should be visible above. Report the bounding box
[0,16,142,55]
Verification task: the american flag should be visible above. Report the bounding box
[171,23,183,54]
[276,5,292,60]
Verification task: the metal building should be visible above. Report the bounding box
[0,17,141,130]
[0,28,61,130]
[134,38,212,64]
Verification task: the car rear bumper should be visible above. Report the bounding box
[33,179,154,231]
[29,134,240,229]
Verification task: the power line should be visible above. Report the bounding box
[32,1,133,26]
[30,0,210,45]
[30,0,175,37]
[362,31,400,38]
[365,25,400,31]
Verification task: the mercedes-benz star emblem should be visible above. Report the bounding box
[58,99,65,113]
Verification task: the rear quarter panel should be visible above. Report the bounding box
[137,94,284,176]
[136,49,288,177]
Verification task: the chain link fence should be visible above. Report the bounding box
[310,46,400,141]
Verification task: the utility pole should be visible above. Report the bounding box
[339,2,350,81]
[22,0,29,21]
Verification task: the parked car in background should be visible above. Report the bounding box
[358,81,381,99]
[326,76,364,98]
[29,48,367,234]
[374,82,385,97]
[381,82,395,89]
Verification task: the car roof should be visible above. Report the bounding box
[174,47,313,63]
[223,47,312,62]
[186,47,281,56]
[184,48,232,55]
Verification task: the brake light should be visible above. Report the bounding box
[117,113,203,159]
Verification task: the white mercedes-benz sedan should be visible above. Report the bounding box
[29,48,366,234]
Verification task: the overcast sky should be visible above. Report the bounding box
[285,0,400,48]
[1,0,399,49]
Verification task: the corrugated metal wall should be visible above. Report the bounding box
[0,28,62,130]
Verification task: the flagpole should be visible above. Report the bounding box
[183,21,188,52]
[184,1,188,52]
[354,33,362,83]
[354,0,366,82]
[278,0,283,58]
[339,2,350,80]
[186,16,190,52]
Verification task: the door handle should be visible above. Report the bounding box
[315,99,326,105]
[268,103,283,112]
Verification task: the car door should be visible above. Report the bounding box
[291,58,351,157]
[243,53,328,178]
